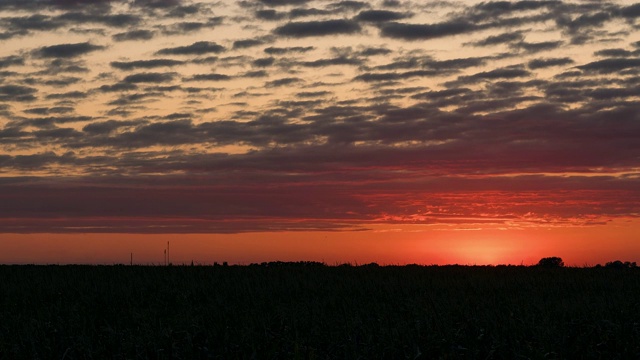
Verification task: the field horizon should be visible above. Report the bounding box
[3,263,639,359]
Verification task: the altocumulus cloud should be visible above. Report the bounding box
[34,42,105,58]
[0,0,639,233]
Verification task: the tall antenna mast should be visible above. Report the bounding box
[167,241,170,265]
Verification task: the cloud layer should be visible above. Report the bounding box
[0,0,639,233]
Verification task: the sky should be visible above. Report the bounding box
[0,0,639,265]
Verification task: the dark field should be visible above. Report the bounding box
[1,264,639,359]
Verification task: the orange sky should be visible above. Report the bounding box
[0,0,639,265]
[1,219,638,265]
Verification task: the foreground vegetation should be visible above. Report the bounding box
[1,263,639,359]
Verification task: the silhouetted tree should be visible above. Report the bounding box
[605,260,637,269]
[537,257,564,268]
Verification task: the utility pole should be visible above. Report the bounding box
[130,252,133,266]
[167,241,170,266]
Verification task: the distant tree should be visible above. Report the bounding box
[537,257,564,268]
[605,260,637,269]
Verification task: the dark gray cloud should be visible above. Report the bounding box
[470,32,524,47]
[515,40,564,53]
[274,19,361,37]
[355,9,411,22]
[5,14,63,32]
[0,85,37,102]
[358,47,392,56]
[242,70,269,78]
[233,39,268,49]
[83,120,141,135]
[98,82,139,93]
[528,57,574,69]
[289,8,331,18]
[158,17,223,35]
[620,3,640,18]
[156,41,225,55]
[577,58,640,74]
[379,21,475,40]
[258,0,310,6]
[44,90,88,100]
[24,107,74,115]
[255,9,286,21]
[112,29,156,42]
[184,73,232,81]
[354,70,437,82]
[329,1,369,11]
[253,57,275,67]
[594,48,635,57]
[299,55,362,67]
[123,72,176,83]
[448,66,532,86]
[265,77,303,87]
[34,42,105,58]
[296,91,332,98]
[0,55,24,68]
[56,12,141,27]
[111,59,185,70]
[264,46,314,54]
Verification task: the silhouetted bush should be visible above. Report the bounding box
[537,257,564,268]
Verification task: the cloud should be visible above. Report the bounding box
[470,32,523,47]
[0,55,24,68]
[98,82,139,92]
[274,19,361,37]
[620,3,640,18]
[34,42,105,58]
[183,73,232,81]
[299,56,362,67]
[379,21,475,40]
[265,77,304,87]
[44,90,88,100]
[447,66,532,86]
[112,29,156,42]
[594,48,634,57]
[82,120,141,135]
[252,57,275,67]
[358,47,392,56]
[24,107,74,115]
[255,9,286,21]
[264,46,314,54]
[296,91,332,98]
[233,38,268,49]
[354,70,437,82]
[577,58,640,74]
[158,17,223,35]
[528,57,574,69]
[123,72,176,83]
[155,41,225,55]
[0,84,37,102]
[111,59,185,70]
[258,0,310,6]
[515,40,564,53]
[355,9,411,22]
[56,12,141,27]
[289,8,331,18]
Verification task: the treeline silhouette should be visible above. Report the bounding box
[220,258,638,268]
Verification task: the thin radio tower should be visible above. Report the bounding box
[167,241,170,266]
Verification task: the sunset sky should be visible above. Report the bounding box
[0,0,639,265]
